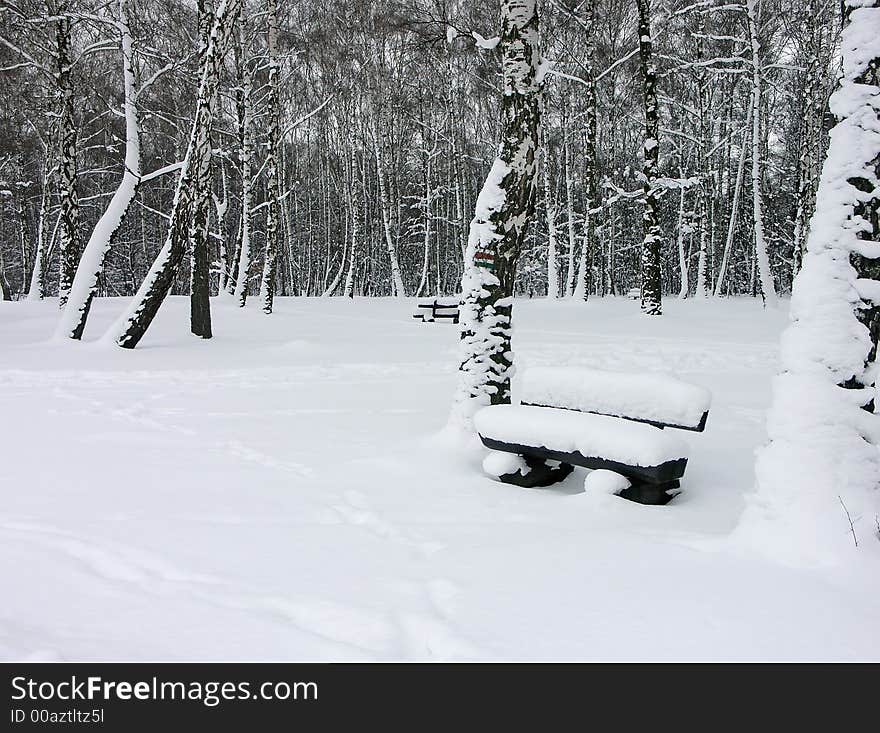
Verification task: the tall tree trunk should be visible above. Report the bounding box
[746,0,777,307]
[676,179,689,298]
[450,0,542,431]
[636,0,662,315]
[56,2,79,309]
[374,118,405,297]
[715,116,750,297]
[259,0,281,314]
[104,0,243,348]
[27,149,52,301]
[233,22,254,308]
[190,0,215,338]
[56,0,140,340]
[541,107,559,299]
[574,0,597,301]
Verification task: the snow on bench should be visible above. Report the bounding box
[412,297,460,324]
[475,405,689,485]
[521,366,711,431]
[475,367,712,505]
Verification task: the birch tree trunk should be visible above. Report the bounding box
[450,0,542,431]
[676,179,689,298]
[574,0,597,301]
[56,0,140,341]
[56,2,79,309]
[636,0,662,316]
[213,161,229,293]
[259,0,281,314]
[541,109,559,299]
[374,118,405,297]
[190,0,215,338]
[715,116,749,297]
[233,24,254,308]
[27,150,52,301]
[104,0,242,348]
[746,0,777,307]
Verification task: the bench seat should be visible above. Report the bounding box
[521,366,710,431]
[474,405,689,485]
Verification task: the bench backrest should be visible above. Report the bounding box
[520,366,711,432]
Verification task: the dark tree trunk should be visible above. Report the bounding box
[56,5,79,308]
[189,0,215,339]
[637,0,662,315]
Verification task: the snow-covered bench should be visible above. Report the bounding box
[412,297,460,324]
[474,367,711,505]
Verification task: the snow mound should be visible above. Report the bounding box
[482,450,529,479]
[584,470,631,496]
[474,405,688,467]
[521,366,711,429]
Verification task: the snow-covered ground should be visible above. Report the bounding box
[1,295,878,660]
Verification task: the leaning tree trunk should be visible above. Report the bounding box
[190,0,215,338]
[449,0,542,432]
[104,0,242,348]
[746,0,777,307]
[752,0,880,561]
[636,0,662,315]
[56,3,79,309]
[258,0,281,314]
[56,0,140,341]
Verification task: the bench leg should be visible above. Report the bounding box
[484,452,574,488]
[618,479,681,506]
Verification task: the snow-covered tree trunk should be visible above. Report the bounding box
[104,0,242,348]
[750,0,880,562]
[374,118,405,297]
[56,3,79,309]
[540,108,558,299]
[574,0,597,302]
[676,180,689,298]
[449,0,542,432]
[746,0,777,307]
[213,161,230,293]
[56,0,140,341]
[233,25,254,309]
[563,132,577,297]
[636,0,662,316]
[343,140,361,299]
[27,151,52,301]
[714,117,749,297]
[259,0,281,314]
[416,138,435,298]
[190,0,215,338]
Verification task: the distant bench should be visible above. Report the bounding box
[412,297,460,324]
[474,367,711,505]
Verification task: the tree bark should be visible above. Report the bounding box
[450,0,542,430]
[636,0,662,315]
[104,0,242,348]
